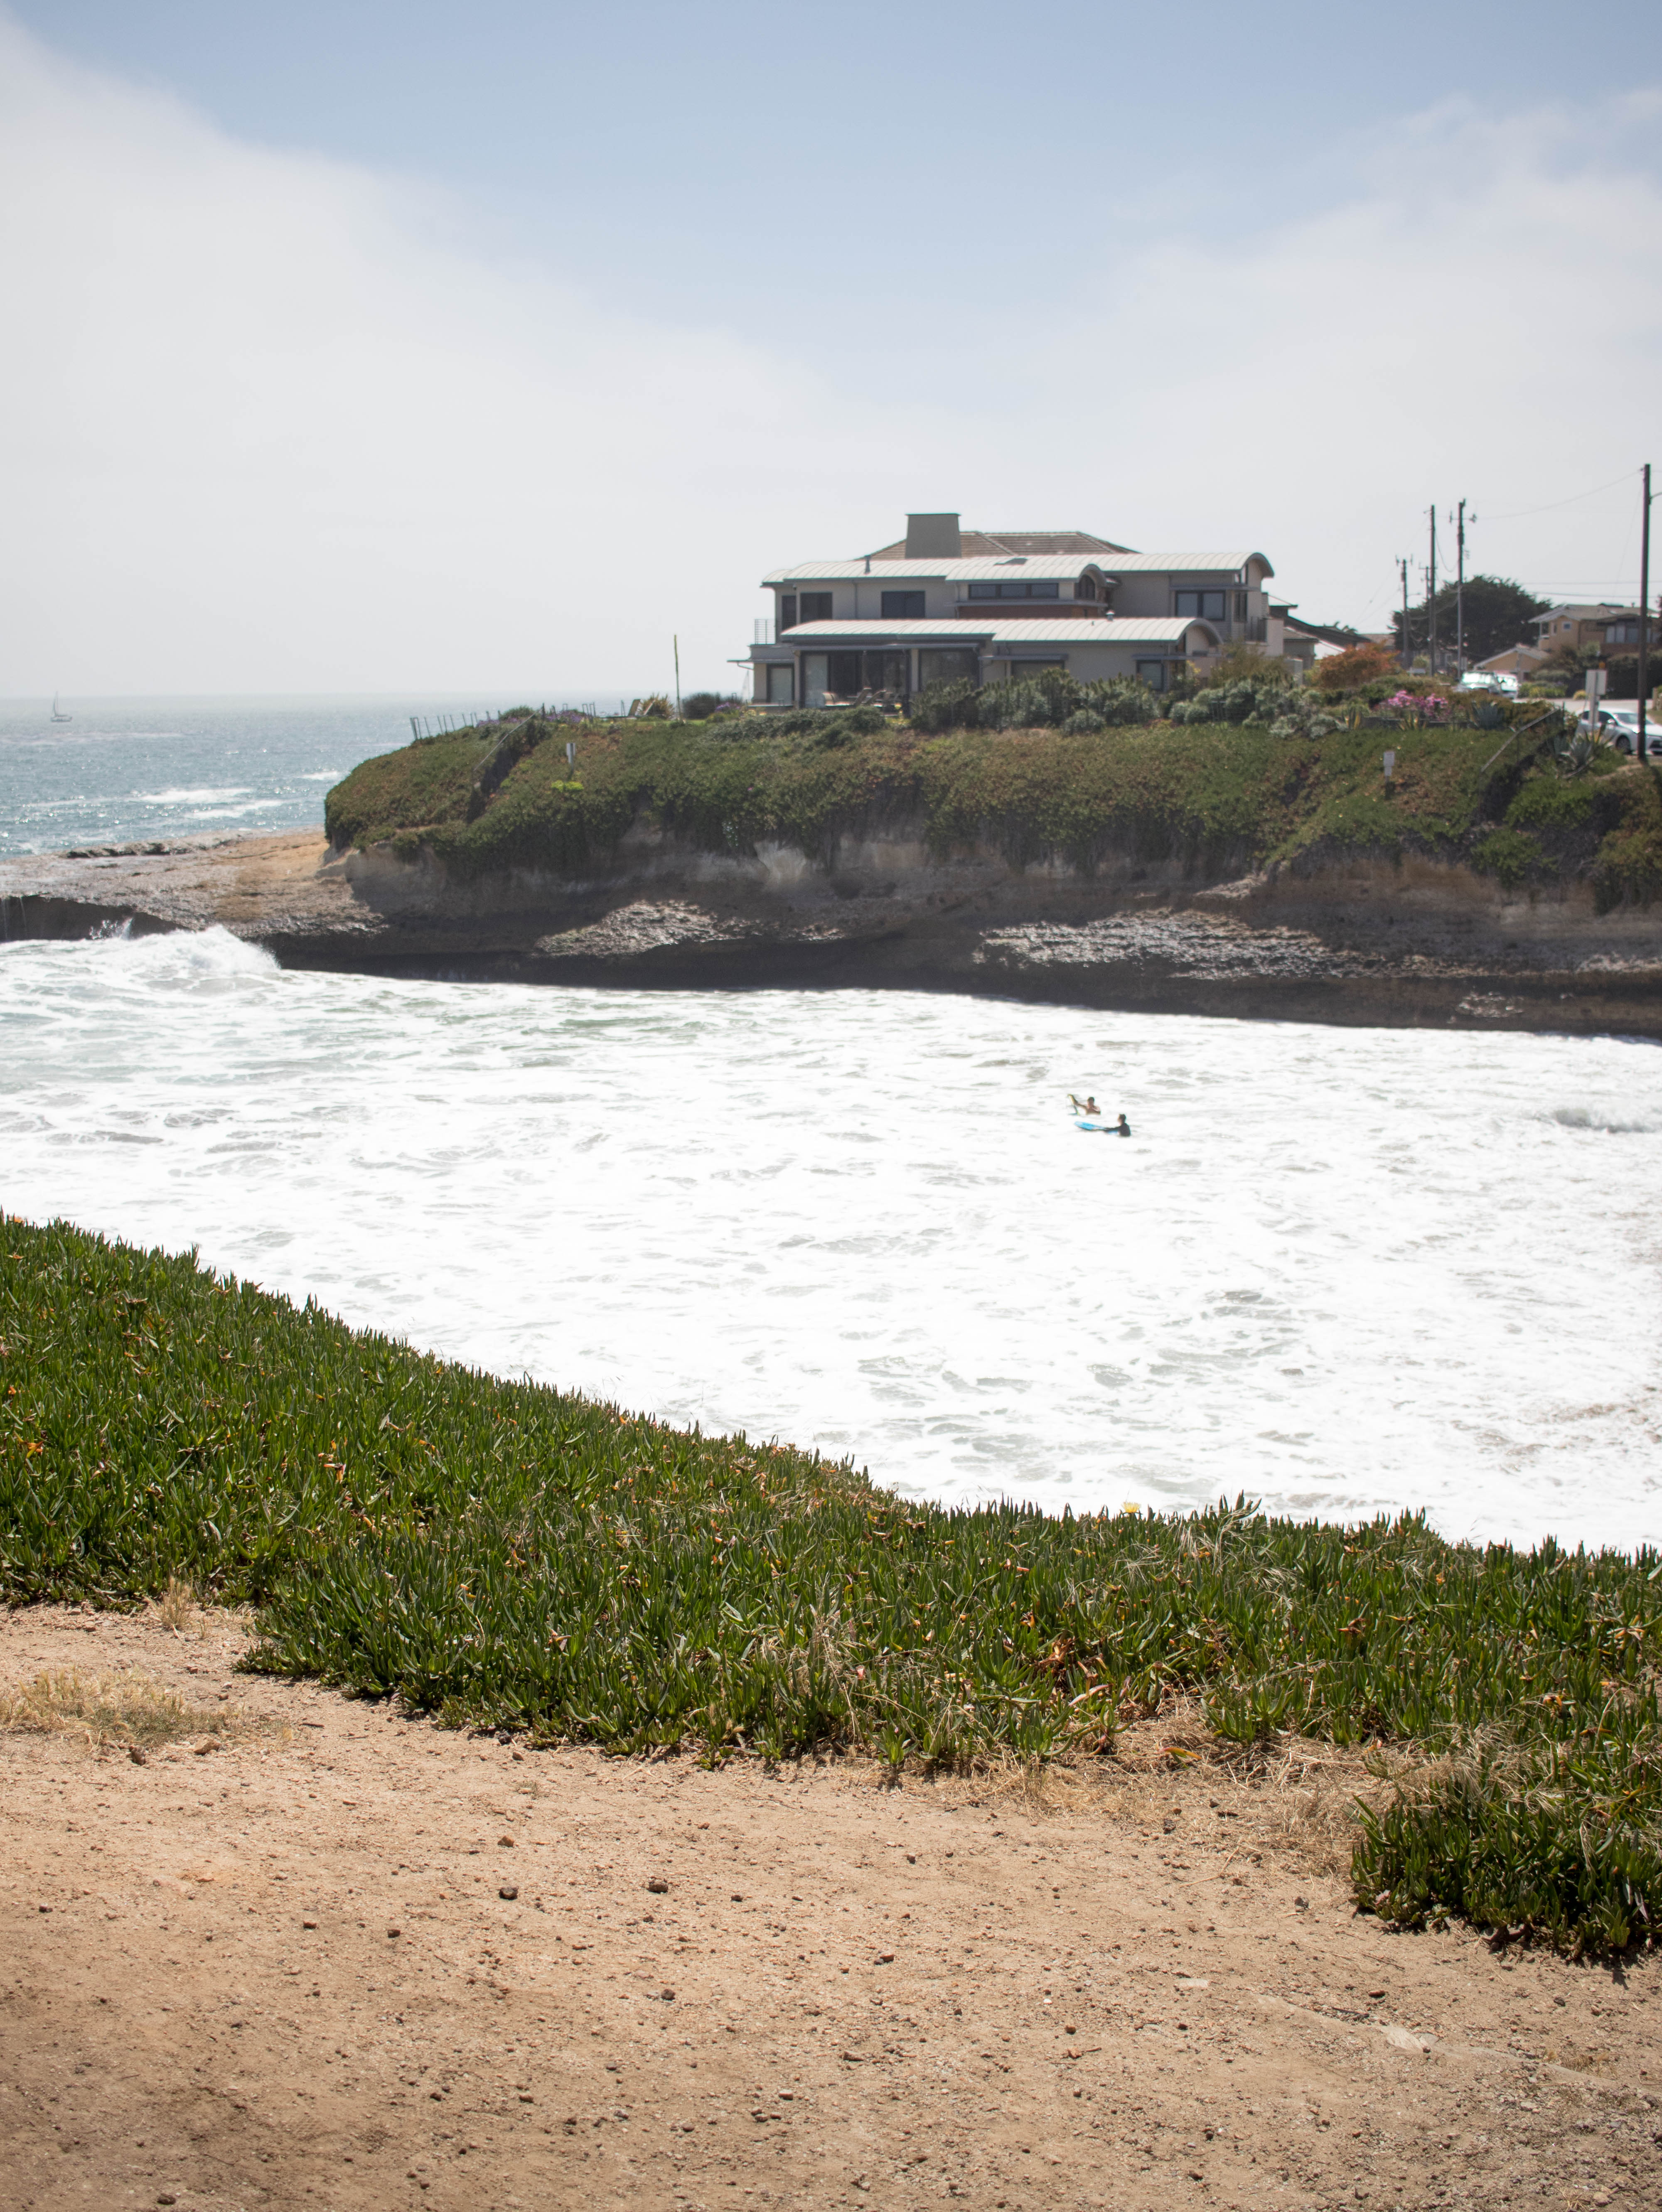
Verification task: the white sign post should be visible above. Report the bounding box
[1382,748,1397,785]
[1585,666,1607,733]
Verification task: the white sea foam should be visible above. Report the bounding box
[2,926,1659,1553]
[133,786,253,805]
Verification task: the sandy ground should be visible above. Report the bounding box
[3,1605,1660,2212]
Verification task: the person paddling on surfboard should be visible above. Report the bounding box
[1114,1113,1131,1137]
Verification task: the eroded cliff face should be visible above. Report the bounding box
[5,818,1662,1036]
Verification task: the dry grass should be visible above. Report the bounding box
[973,1696,1420,1880]
[155,1575,196,1633]
[0,1665,264,1755]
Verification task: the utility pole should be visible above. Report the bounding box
[1399,557,1411,668]
[1455,499,1468,675]
[1641,463,1653,764]
[1427,506,1438,676]
[673,634,682,718]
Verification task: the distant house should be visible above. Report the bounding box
[1530,604,1646,655]
[1477,643,1550,680]
[742,513,1299,706]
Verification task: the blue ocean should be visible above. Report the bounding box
[0,693,543,854]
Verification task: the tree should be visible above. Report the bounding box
[1310,639,1401,694]
[1390,575,1548,666]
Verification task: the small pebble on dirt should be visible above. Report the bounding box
[500,1885,519,1901]
[647,1877,669,1893]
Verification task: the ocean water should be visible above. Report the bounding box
[2,924,1659,1554]
[0,694,538,854]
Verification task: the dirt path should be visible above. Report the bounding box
[2,1605,1659,2212]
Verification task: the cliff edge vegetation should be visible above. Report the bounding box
[6,1218,1660,1955]
[324,693,1662,910]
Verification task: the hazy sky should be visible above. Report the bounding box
[4,2,1660,696]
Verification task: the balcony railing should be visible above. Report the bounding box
[754,618,774,646]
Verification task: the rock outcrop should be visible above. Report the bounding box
[5,821,1662,1036]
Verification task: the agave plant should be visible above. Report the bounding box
[1549,726,1607,779]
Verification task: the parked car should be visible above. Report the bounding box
[1588,705,1661,757]
[1459,670,1519,696]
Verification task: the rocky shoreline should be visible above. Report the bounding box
[5,824,1662,1035]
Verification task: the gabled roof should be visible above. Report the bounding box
[866,528,1134,558]
[1531,602,1640,625]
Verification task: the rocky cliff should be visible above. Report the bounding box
[5,816,1661,1037]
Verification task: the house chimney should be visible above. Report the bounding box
[905,512,961,559]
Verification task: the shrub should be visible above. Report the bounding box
[1173,680,1337,739]
[907,678,982,734]
[680,692,723,720]
[1354,1735,1662,1954]
[1469,828,1543,888]
[1061,709,1107,735]
[1311,641,1402,695]
[629,695,673,719]
[910,673,1158,736]
[765,705,887,739]
[1205,641,1296,690]
[1505,778,1599,830]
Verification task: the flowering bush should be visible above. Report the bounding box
[1387,690,1449,716]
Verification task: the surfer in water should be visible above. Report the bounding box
[1114,1113,1131,1137]
[1069,1093,1100,1116]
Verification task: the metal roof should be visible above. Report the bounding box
[765,549,1272,584]
[762,555,1118,585]
[989,617,1211,644]
[866,528,1135,559]
[777,619,998,641]
[766,617,1216,647]
[1095,550,1272,577]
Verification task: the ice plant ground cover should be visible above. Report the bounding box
[4,1219,1660,1954]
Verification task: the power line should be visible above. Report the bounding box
[1475,468,1640,524]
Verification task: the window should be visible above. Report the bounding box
[767,663,794,704]
[881,590,925,618]
[1135,658,1167,691]
[1175,590,1227,620]
[918,647,979,688]
[1233,591,1248,622]
[799,592,833,622]
[826,651,864,698]
[802,653,829,706]
[779,595,798,631]
[863,649,908,693]
[967,579,1059,600]
[1076,577,1097,601]
[1009,658,1066,676]
[1608,621,1639,645]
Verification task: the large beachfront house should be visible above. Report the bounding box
[742,513,1291,707]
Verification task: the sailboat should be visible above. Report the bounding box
[50,694,71,722]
